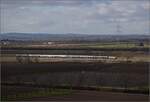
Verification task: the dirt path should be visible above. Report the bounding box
[25,90,149,101]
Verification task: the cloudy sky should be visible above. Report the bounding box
[0,0,150,34]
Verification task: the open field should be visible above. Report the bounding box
[1,41,150,48]
[1,42,149,101]
[2,62,149,93]
[1,62,149,76]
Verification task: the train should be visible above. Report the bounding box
[16,54,116,59]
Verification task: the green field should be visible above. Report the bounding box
[81,42,150,49]
[2,87,72,101]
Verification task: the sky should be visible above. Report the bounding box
[0,0,150,34]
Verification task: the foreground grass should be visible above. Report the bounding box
[1,85,149,101]
[1,88,73,101]
[97,86,149,94]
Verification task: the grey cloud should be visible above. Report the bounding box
[0,0,149,34]
[1,0,93,7]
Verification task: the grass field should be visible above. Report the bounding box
[1,42,150,49]
[81,42,150,48]
[2,86,72,101]
[1,85,149,101]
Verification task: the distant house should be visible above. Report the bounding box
[43,42,54,45]
[48,42,53,45]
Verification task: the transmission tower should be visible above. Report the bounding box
[114,19,122,42]
[116,23,122,35]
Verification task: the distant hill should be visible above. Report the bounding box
[0,33,149,42]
